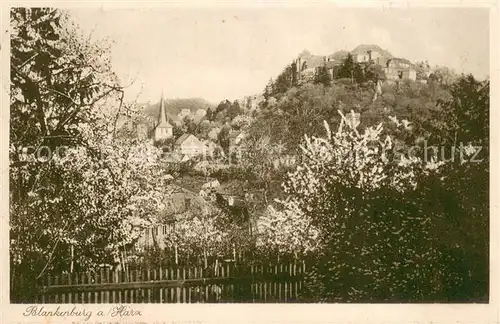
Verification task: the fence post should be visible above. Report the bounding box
[284,263,289,302]
[46,274,51,303]
[293,260,299,301]
[54,275,59,303]
[158,267,163,303]
[86,272,92,303]
[170,267,175,303]
[226,263,231,302]
[278,264,283,302]
[250,264,254,303]
[182,267,186,303]
[188,267,192,303]
[175,267,181,303]
[99,268,105,303]
[263,264,267,303]
[146,268,152,303]
[276,263,280,302]
[79,272,85,303]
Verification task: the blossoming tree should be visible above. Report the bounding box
[258,109,457,301]
[9,8,174,301]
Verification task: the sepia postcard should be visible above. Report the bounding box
[1,1,499,323]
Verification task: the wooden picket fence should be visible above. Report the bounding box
[31,262,307,303]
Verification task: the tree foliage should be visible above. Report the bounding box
[227,100,242,120]
[10,8,173,301]
[257,74,489,302]
[435,74,489,146]
[314,64,332,87]
[338,53,356,81]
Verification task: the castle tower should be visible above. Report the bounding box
[154,92,173,141]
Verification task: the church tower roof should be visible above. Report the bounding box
[156,92,172,128]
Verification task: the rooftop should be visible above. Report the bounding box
[351,44,393,58]
[175,133,195,145]
[387,57,414,66]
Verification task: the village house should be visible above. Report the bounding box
[154,95,173,141]
[247,95,264,111]
[161,151,187,164]
[383,58,417,81]
[239,94,265,112]
[202,179,220,190]
[175,133,206,157]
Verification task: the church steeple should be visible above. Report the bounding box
[154,91,173,141]
[157,91,168,126]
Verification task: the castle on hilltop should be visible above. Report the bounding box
[293,44,418,83]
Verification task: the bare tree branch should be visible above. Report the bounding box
[18,52,39,69]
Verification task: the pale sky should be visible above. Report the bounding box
[69,7,490,104]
